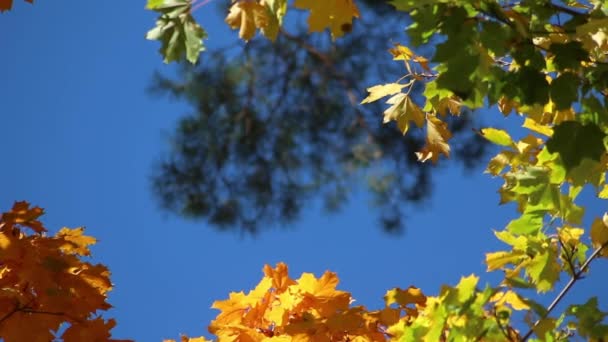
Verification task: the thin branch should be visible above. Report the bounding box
[191,0,214,13]
[521,240,608,341]
[0,304,20,326]
[557,237,577,276]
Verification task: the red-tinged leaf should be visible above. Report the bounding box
[0,0,33,12]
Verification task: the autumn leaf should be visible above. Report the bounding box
[480,128,514,147]
[416,115,452,163]
[382,93,425,135]
[384,286,426,308]
[361,82,410,104]
[57,227,96,256]
[590,215,608,257]
[263,262,296,292]
[293,0,360,39]
[1,201,46,233]
[225,0,269,41]
[261,0,287,41]
[490,290,530,310]
[0,0,32,12]
[0,202,128,341]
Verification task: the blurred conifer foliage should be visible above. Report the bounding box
[150,0,487,234]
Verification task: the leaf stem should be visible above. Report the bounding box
[521,241,608,341]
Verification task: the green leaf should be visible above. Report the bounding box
[480,21,510,56]
[146,0,207,64]
[549,41,588,71]
[546,121,606,172]
[506,210,545,234]
[550,72,579,110]
[480,128,514,147]
[513,66,550,106]
[526,246,560,292]
[566,297,608,338]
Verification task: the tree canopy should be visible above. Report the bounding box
[150,0,487,234]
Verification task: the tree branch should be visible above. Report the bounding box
[521,240,608,341]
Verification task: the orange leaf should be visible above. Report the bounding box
[1,201,46,233]
[263,262,296,293]
[57,227,96,256]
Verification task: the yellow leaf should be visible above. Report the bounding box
[480,128,514,147]
[490,290,530,310]
[225,1,269,41]
[382,93,425,135]
[263,262,296,293]
[558,226,584,246]
[416,115,451,163]
[384,286,426,307]
[293,0,359,39]
[599,184,608,199]
[260,0,287,41]
[590,216,608,257]
[361,82,409,104]
[486,251,524,271]
[522,118,553,136]
[389,43,414,60]
[485,151,514,176]
[57,227,96,256]
[434,96,461,116]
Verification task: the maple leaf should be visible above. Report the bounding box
[416,115,452,163]
[225,0,269,41]
[1,201,45,233]
[361,82,410,104]
[384,286,426,308]
[490,290,530,311]
[382,93,425,135]
[0,0,32,12]
[293,0,360,39]
[146,0,207,64]
[57,227,96,256]
[295,271,351,316]
[263,262,296,292]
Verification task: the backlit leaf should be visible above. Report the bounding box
[480,128,514,147]
[293,0,360,39]
[361,83,409,104]
[416,115,451,163]
[146,0,207,64]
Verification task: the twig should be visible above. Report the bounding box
[521,240,608,341]
[191,0,214,13]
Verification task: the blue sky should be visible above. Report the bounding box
[1,1,607,341]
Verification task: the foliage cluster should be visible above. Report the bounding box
[0,202,128,342]
[147,0,608,339]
